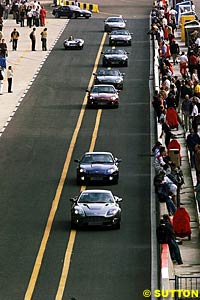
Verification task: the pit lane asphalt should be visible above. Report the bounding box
[0,2,154,299]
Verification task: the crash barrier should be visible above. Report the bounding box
[161,244,170,292]
[56,0,99,13]
[174,275,200,299]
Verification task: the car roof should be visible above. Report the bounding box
[92,84,115,88]
[81,189,113,194]
[97,69,121,74]
[106,16,124,20]
[83,151,113,155]
[110,29,129,34]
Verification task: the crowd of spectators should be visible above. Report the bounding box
[151,0,200,266]
[1,0,47,27]
[0,0,47,94]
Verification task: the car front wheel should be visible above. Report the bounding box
[102,60,108,67]
[114,221,121,229]
[55,12,60,18]
[124,60,128,67]
[109,40,113,46]
[71,221,77,229]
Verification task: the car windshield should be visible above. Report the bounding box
[107,18,123,23]
[97,69,120,76]
[111,30,128,35]
[69,5,80,11]
[105,49,126,55]
[81,154,114,164]
[78,192,114,203]
[91,86,116,93]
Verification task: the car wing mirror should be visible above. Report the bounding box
[93,72,97,75]
[122,73,125,76]
[115,158,122,163]
[74,159,80,163]
[70,197,78,202]
[86,89,90,92]
[115,196,122,202]
[101,51,104,54]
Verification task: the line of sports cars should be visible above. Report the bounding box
[58,13,133,229]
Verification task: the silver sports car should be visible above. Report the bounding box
[70,189,122,229]
[63,38,84,50]
[93,69,125,89]
[109,30,133,46]
[104,16,126,32]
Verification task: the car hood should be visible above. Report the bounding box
[78,203,117,216]
[97,76,122,82]
[104,54,127,59]
[64,38,83,44]
[80,163,116,172]
[110,35,130,39]
[106,22,125,27]
[80,8,91,14]
[90,93,118,99]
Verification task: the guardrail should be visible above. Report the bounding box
[175,275,200,299]
[56,0,99,13]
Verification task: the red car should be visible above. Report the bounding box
[86,84,119,108]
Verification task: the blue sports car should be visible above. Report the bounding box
[74,152,121,185]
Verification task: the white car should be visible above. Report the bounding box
[104,16,126,32]
[63,38,84,50]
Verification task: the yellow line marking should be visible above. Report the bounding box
[55,109,102,300]
[24,32,107,300]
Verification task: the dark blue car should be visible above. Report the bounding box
[74,152,121,185]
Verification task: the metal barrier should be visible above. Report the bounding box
[56,0,99,13]
[175,275,200,299]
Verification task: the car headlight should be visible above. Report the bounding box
[110,96,117,101]
[107,167,115,174]
[89,96,95,100]
[106,208,118,216]
[115,78,122,83]
[79,168,86,173]
[122,56,127,60]
[74,207,85,216]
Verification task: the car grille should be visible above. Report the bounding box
[84,216,113,225]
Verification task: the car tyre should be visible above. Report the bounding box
[102,60,107,67]
[77,177,82,185]
[109,40,113,46]
[114,222,121,229]
[55,12,60,18]
[85,16,90,19]
[71,221,77,229]
[124,61,128,67]
[113,177,119,183]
